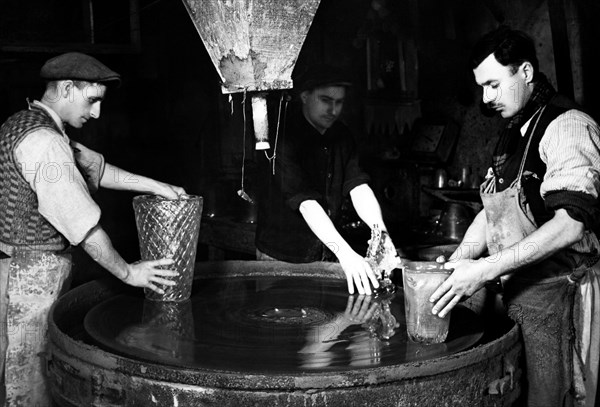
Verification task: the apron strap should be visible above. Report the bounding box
[515,105,547,188]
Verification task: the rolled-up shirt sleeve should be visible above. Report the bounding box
[15,129,102,245]
[70,140,106,193]
[539,109,600,229]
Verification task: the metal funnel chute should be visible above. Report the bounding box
[181,0,322,203]
[181,0,322,94]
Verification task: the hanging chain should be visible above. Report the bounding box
[263,91,289,175]
[241,90,247,190]
[236,89,253,203]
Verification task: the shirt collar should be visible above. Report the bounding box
[519,106,543,137]
[520,117,532,137]
[29,99,67,135]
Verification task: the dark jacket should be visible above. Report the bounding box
[255,106,369,263]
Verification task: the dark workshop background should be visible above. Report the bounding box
[1,0,598,284]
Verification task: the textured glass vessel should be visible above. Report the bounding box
[402,261,452,344]
[133,195,203,302]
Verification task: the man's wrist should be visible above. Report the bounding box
[371,223,387,233]
[333,242,355,259]
[121,265,131,282]
[479,256,504,281]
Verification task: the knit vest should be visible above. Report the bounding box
[0,106,69,253]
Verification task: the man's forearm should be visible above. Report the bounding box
[451,210,488,261]
[80,224,130,281]
[482,208,585,280]
[349,184,387,231]
[300,199,379,295]
[100,163,184,199]
[299,200,353,256]
[100,163,156,192]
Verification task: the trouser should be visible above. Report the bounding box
[503,268,596,407]
[0,250,71,407]
[0,257,8,405]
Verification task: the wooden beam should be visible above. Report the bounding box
[81,0,95,44]
[129,0,142,53]
[547,0,574,98]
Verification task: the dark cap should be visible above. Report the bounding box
[40,52,121,86]
[293,64,352,92]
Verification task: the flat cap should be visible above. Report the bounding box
[293,64,352,92]
[40,52,121,86]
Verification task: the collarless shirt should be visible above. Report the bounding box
[255,110,370,263]
[12,100,104,246]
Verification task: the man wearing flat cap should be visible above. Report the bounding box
[255,64,397,296]
[0,52,185,405]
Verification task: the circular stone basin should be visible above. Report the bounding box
[48,261,522,406]
[83,276,483,372]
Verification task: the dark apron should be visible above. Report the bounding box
[480,107,600,407]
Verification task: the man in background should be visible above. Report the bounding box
[255,64,397,296]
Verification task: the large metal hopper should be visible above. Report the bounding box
[181,0,322,94]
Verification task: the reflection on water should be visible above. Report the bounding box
[298,293,399,369]
[84,276,483,373]
[115,300,195,364]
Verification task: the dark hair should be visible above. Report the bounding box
[470,26,538,77]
